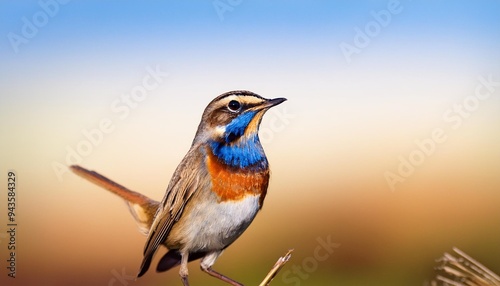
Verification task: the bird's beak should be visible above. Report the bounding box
[243,97,287,136]
[258,97,287,110]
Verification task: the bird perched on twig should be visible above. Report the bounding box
[133,90,286,285]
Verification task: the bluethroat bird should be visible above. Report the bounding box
[72,90,286,286]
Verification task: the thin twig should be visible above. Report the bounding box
[434,248,500,286]
[259,249,294,286]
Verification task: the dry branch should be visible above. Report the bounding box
[259,249,294,286]
[433,247,500,286]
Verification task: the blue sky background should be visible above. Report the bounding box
[1,1,500,285]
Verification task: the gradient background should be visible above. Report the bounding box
[1,1,500,285]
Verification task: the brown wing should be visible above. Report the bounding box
[137,147,203,277]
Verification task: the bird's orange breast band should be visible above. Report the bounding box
[206,148,268,206]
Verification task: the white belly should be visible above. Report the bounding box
[170,194,260,252]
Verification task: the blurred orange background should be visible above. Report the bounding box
[1,1,500,285]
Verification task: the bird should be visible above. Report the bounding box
[134,90,286,285]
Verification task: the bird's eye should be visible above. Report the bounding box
[227,100,241,112]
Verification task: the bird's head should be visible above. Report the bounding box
[193,91,286,169]
[195,90,286,145]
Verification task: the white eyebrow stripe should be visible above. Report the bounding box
[217,95,265,108]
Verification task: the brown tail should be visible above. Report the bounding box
[70,165,160,235]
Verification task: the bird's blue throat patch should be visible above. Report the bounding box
[209,136,268,169]
[223,111,256,144]
[209,111,268,169]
